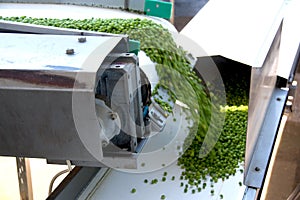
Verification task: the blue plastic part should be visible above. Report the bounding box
[143,105,149,118]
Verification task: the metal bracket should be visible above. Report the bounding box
[47,167,100,200]
[245,88,288,188]
[16,157,33,200]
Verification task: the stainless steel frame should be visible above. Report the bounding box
[0,21,147,168]
[243,88,289,198]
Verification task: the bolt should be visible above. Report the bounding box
[254,167,260,172]
[110,112,117,120]
[78,37,86,43]
[66,48,75,55]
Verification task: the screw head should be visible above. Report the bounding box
[66,48,75,55]
[78,37,86,43]
[255,167,260,172]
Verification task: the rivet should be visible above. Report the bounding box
[66,48,75,55]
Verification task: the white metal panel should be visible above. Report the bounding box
[0,33,120,72]
[180,0,285,68]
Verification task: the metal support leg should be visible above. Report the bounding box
[16,157,33,200]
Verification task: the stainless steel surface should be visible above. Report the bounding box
[128,0,145,11]
[16,157,33,200]
[243,187,258,200]
[47,167,100,200]
[245,21,283,177]
[78,168,111,200]
[245,88,288,188]
[0,33,141,168]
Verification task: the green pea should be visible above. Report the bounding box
[131,188,136,193]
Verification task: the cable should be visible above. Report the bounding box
[48,160,73,195]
